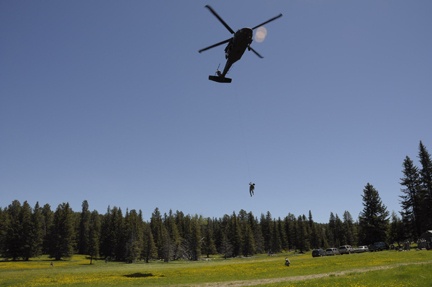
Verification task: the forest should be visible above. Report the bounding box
[1,141,431,262]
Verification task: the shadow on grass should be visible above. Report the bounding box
[124,272,158,278]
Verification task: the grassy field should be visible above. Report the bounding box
[0,250,431,287]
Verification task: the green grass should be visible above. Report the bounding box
[0,251,431,286]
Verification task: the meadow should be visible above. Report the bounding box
[0,250,431,287]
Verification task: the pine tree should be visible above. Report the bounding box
[418,141,432,230]
[296,215,309,252]
[142,222,157,263]
[88,210,101,264]
[202,218,217,258]
[20,201,34,260]
[49,203,75,260]
[0,207,7,256]
[165,210,181,260]
[150,207,164,259]
[31,202,44,259]
[342,211,356,246]
[358,183,389,245]
[388,211,404,245]
[248,212,264,253]
[4,200,22,260]
[78,200,91,254]
[112,207,126,261]
[284,213,296,251]
[271,220,282,253]
[229,212,242,257]
[238,211,256,256]
[97,206,126,261]
[242,222,256,256]
[99,206,113,260]
[41,204,53,254]
[260,212,273,253]
[124,209,143,263]
[220,232,233,259]
[399,156,423,238]
[327,212,336,247]
[334,214,344,246]
[308,211,319,249]
[189,216,202,261]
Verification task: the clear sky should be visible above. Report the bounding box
[1,1,431,223]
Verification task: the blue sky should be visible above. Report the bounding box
[1,0,431,223]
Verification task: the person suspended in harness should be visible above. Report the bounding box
[249,182,255,197]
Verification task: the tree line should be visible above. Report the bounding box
[1,141,431,262]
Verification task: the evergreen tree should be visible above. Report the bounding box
[220,232,233,259]
[113,207,126,261]
[160,224,171,262]
[189,216,202,261]
[296,215,309,252]
[327,212,336,247]
[248,212,264,253]
[41,204,53,254]
[49,203,75,260]
[316,223,328,248]
[150,207,164,259]
[277,218,288,251]
[284,213,296,251]
[418,141,432,230]
[242,221,256,256]
[4,200,22,260]
[124,209,143,263]
[78,200,91,254]
[31,202,44,258]
[388,211,404,245]
[202,218,217,258]
[99,206,126,261]
[334,214,344,246]
[358,183,389,245]
[20,201,35,260]
[142,222,157,263]
[229,212,242,257]
[308,211,319,249]
[342,211,356,246]
[0,208,7,256]
[87,210,100,264]
[271,220,282,253]
[399,156,423,238]
[99,206,113,260]
[260,212,273,253]
[238,211,256,256]
[165,210,181,260]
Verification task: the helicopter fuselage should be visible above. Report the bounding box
[225,28,253,62]
[219,28,253,78]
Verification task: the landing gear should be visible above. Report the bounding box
[208,68,232,83]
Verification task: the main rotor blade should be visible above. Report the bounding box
[251,13,283,30]
[249,46,264,59]
[205,5,235,34]
[199,38,232,53]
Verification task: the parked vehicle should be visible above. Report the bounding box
[353,245,369,253]
[325,248,340,256]
[312,249,326,257]
[338,245,352,254]
[369,242,388,251]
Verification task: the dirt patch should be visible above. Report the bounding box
[124,272,155,278]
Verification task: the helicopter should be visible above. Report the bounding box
[199,5,282,83]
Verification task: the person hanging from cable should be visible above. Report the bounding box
[249,182,255,197]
